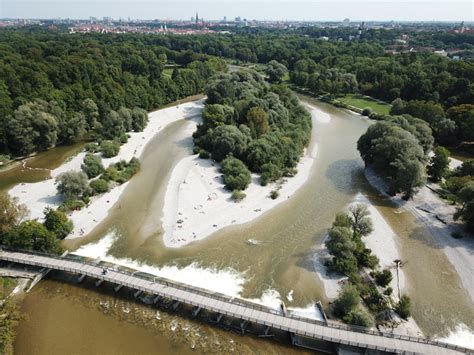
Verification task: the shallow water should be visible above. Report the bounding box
[0,143,83,192]
[12,97,474,353]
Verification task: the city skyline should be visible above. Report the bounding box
[2,0,473,22]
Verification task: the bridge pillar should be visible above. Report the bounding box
[240,320,249,334]
[289,332,296,345]
[26,268,51,292]
[114,284,123,293]
[216,313,224,323]
[134,290,142,298]
[95,279,104,287]
[265,326,271,335]
[192,307,201,317]
[153,295,161,304]
[77,274,86,283]
[172,301,180,311]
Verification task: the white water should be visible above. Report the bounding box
[73,233,324,321]
[437,324,474,350]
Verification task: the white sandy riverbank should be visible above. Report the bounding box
[161,103,330,248]
[313,192,423,336]
[364,168,474,304]
[9,100,205,238]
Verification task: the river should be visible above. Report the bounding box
[11,96,474,353]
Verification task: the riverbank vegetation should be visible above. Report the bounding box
[0,30,226,158]
[193,70,312,190]
[0,277,21,355]
[357,115,433,199]
[0,297,21,355]
[0,193,64,253]
[326,205,411,328]
[57,157,140,213]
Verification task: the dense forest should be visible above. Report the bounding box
[193,70,311,192]
[0,30,226,157]
[0,28,472,157]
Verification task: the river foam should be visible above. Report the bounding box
[73,233,324,320]
[437,324,474,350]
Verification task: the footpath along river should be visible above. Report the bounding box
[10,96,474,354]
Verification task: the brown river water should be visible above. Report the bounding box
[8,96,473,354]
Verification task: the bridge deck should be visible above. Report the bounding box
[1,250,470,354]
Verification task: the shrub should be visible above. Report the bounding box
[56,171,90,200]
[396,295,411,319]
[101,158,140,184]
[270,190,279,199]
[81,153,104,178]
[58,199,85,213]
[100,140,120,158]
[343,309,374,328]
[365,286,387,313]
[333,284,360,318]
[84,143,100,153]
[443,176,471,194]
[118,133,129,144]
[199,150,210,159]
[221,156,251,191]
[384,287,393,296]
[90,179,110,194]
[260,163,282,186]
[357,248,379,269]
[0,154,10,164]
[231,190,246,202]
[43,207,73,239]
[362,107,373,116]
[374,269,393,287]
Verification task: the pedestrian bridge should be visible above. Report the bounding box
[0,249,470,354]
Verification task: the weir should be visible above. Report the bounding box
[1,249,471,355]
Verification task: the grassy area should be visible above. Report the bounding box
[162,68,174,78]
[0,277,18,299]
[337,94,391,115]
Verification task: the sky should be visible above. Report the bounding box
[1,0,473,22]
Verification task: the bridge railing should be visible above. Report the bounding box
[0,247,470,353]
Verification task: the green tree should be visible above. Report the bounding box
[56,171,90,200]
[131,107,148,132]
[4,220,62,254]
[82,98,99,130]
[246,107,269,138]
[428,146,450,182]
[446,104,474,142]
[333,284,360,318]
[100,140,120,158]
[81,153,105,179]
[90,179,110,194]
[343,308,374,328]
[81,153,105,178]
[396,295,411,319]
[265,60,287,83]
[0,192,28,238]
[209,125,249,161]
[454,182,474,231]
[43,207,73,239]
[6,100,59,156]
[221,156,251,191]
[349,204,373,238]
[373,269,393,287]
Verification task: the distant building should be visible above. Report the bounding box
[343,18,350,27]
